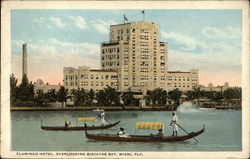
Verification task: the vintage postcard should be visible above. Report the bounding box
[1,1,249,159]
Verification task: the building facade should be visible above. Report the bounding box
[63,21,199,93]
[167,69,199,91]
[34,79,60,94]
[101,22,168,92]
[63,66,118,92]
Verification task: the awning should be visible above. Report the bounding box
[77,117,97,122]
[136,122,163,130]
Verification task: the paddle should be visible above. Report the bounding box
[173,122,199,142]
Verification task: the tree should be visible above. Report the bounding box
[57,86,69,107]
[105,86,120,106]
[167,88,182,106]
[96,90,108,106]
[72,88,86,106]
[121,91,137,106]
[10,74,18,105]
[86,89,95,106]
[16,74,34,102]
[95,86,120,106]
[223,87,242,101]
[147,88,167,106]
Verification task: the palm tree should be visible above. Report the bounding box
[72,88,86,106]
[86,89,95,106]
[57,86,69,107]
[122,91,136,106]
[167,88,182,106]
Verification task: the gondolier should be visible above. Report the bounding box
[170,112,178,136]
[100,110,106,126]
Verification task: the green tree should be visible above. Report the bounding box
[10,74,18,105]
[34,91,50,106]
[95,86,120,106]
[121,91,137,106]
[72,88,86,106]
[86,89,95,105]
[57,86,69,107]
[96,90,108,106]
[147,88,167,106]
[104,86,120,106]
[16,74,34,102]
[223,87,242,101]
[167,88,182,106]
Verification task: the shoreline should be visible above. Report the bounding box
[10,106,177,111]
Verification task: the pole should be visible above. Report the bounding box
[174,122,199,142]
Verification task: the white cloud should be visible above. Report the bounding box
[202,26,241,39]
[32,17,52,29]
[68,16,88,30]
[49,17,67,28]
[12,39,101,84]
[161,31,204,51]
[91,20,117,34]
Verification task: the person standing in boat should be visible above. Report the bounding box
[170,112,178,136]
[100,110,106,126]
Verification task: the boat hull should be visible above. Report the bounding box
[41,121,120,131]
[85,125,205,142]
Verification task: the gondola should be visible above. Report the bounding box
[41,121,120,131]
[84,123,205,142]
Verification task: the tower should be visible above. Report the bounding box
[100,21,168,91]
[22,43,27,78]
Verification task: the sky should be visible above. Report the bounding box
[11,9,242,87]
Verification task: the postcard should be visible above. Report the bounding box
[1,1,249,159]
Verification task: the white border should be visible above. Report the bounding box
[1,1,249,159]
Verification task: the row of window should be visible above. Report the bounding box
[102,47,120,54]
[102,55,120,60]
[167,77,198,81]
[167,83,198,88]
[66,74,118,80]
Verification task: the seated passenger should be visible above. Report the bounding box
[117,127,130,138]
[150,129,163,139]
[65,121,69,127]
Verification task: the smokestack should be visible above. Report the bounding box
[22,43,27,78]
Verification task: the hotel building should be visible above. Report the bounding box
[101,21,168,92]
[63,21,199,93]
[63,66,118,91]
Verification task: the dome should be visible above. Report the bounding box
[36,79,45,85]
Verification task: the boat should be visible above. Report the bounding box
[198,107,216,110]
[84,122,205,142]
[41,121,120,131]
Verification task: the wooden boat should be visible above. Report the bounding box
[85,124,205,142]
[41,121,120,131]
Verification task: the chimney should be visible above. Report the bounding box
[22,43,27,78]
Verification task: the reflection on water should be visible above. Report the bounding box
[11,107,241,151]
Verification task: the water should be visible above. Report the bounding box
[11,103,241,151]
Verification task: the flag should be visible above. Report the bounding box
[124,14,128,22]
[141,10,145,14]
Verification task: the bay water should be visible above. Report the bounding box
[11,103,241,151]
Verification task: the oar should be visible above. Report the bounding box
[174,122,199,142]
[105,119,119,129]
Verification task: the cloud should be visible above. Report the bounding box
[161,31,199,51]
[32,17,52,29]
[202,26,241,39]
[12,39,100,84]
[68,16,88,30]
[91,20,117,34]
[49,17,67,28]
